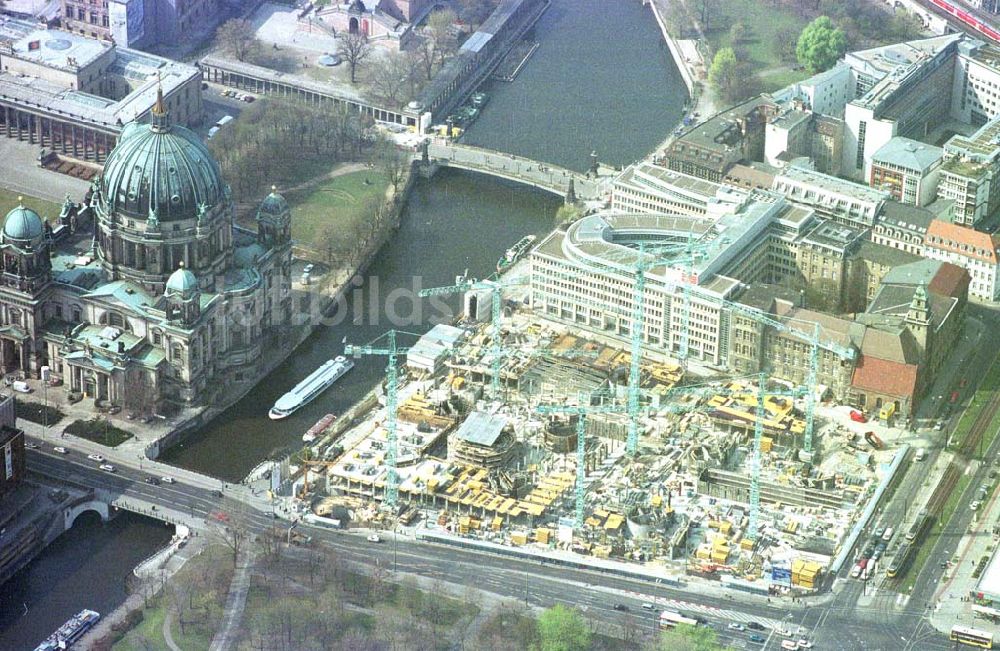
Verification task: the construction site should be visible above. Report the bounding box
[280,244,905,597]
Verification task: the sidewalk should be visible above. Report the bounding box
[928,473,1000,635]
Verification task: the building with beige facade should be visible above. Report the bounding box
[0,19,202,162]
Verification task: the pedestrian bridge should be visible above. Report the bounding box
[423,141,613,203]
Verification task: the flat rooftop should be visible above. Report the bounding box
[455,411,509,448]
[0,19,110,71]
[775,165,889,204]
[0,35,199,129]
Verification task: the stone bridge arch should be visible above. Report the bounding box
[64,499,111,529]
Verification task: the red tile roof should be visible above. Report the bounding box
[925,220,1000,264]
[851,354,919,400]
[928,261,970,299]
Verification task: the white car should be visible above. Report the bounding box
[781,641,798,651]
[798,640,813,649]
[728,623,746,631]
[367,533,382,543]
[641,602,655,610]
[53,446,67,454]
[99,464,116,472]
[88,454,104,462]
[161,476,176,484]
[972,500,983,510]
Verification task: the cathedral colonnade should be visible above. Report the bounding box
[0,102,117,163]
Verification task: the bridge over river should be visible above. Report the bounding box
[422,141,616,203]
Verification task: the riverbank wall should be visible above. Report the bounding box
[146,162,419,468]
[647,0,696,97]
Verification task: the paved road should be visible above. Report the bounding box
[27,447,961,649]
[0,138,91,203]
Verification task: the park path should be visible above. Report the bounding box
[162,610,183,651]
[282,161,369,195]
[209,548,255,651]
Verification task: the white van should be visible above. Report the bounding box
[915,448,927,461]
[216,115,234,127]
[207,126,220,140]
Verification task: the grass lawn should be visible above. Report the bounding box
[64,418,134,447]
[287,169,390,246]
[0,189,61,224]
[703,0,807,70]
[114,546,231,651]
[14,400,65,427]
[760,68,811,94]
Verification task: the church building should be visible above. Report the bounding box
[0,88,293,413]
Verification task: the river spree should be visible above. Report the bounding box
[461,0,688,171]
[0,513,172,651]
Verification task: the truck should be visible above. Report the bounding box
[864,431,884,450]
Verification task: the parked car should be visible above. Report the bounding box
[850,410,868,423]
[882,527,895,542]
[798,641,813,649]
[781,641,799,651]
[874,527,885,539]
[11,380,31,393]
[950,391,960,403]
[972,500,983,510]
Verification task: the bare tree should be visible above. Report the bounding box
[124,372,155,419]
[337,32,372,84]
[217,19,262,63]
[427,9,458,65]
[371,135,409,193]
[415,34,436,80]
[368,50,415,108]
[212,512,252,568]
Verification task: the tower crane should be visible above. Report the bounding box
[418,274,526,399]
[534,398,634,528]
[596,239,715,456]
[344,330,420,509]
[713,300,855,453]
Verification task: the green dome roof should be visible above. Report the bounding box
[165,265,198,295]
[3,205,44,242]
[100,114,227,223]
[259,188,289,216]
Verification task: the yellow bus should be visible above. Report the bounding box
[951,624,993,648]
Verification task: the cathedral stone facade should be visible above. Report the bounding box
[0,90,292,413]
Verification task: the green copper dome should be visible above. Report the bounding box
[165,264,199,296]
[99,103,227,223]
[259,187,289,216]
[3,204,44,242]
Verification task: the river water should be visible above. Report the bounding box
[0,513,173,650]
[461,0,688,171]
[2,0,687,645]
